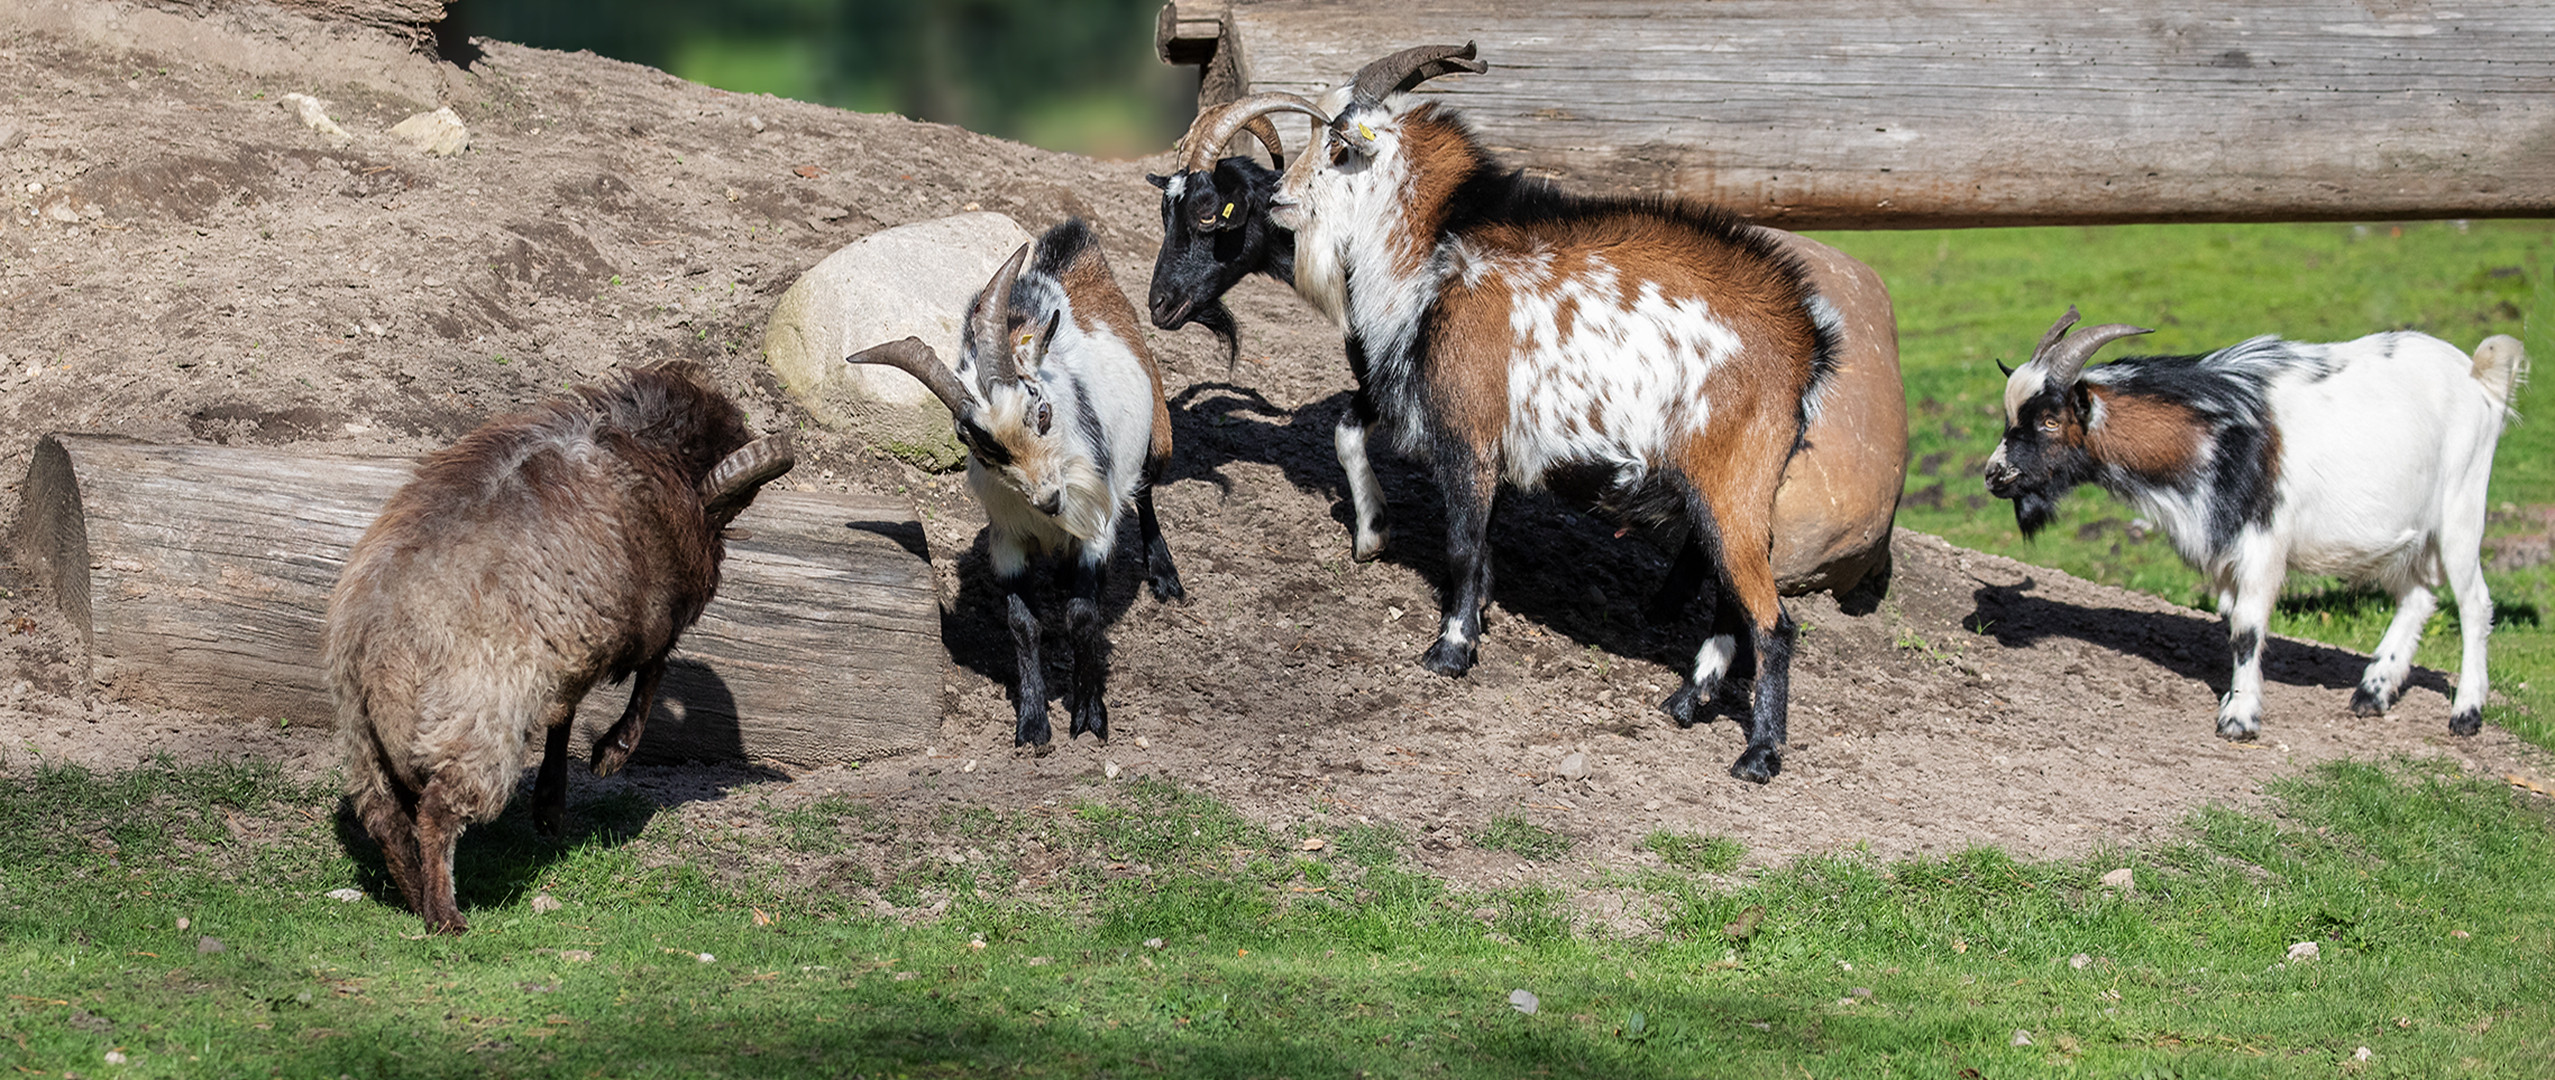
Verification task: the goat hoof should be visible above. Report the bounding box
[590,744,631,778]
[2449,708,2482,737]
[1351,531,1388,562]
[2347,684,2390,717]
[534,806,564,839]
[1148,571,1187,604]
[1658,685,1708,727]
[1015,710,1053,749]
[1070,700,1109,742]
[2215,717,2260,742]
[1728,747,1781,785]
[1419,639,1474,677]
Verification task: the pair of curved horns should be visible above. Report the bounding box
[2026,305,2153,386]
[1350,41,1487,105]
[1178,94,1327,173]
[699,434,796,523]
[1173,41,1485,174]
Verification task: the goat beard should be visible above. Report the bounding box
[2009,487,2065,540]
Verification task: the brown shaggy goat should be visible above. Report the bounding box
[325,362,792,933]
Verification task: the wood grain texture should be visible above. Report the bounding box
[1203,0,2555,227]
[11,434,942,767]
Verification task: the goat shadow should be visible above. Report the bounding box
[938,521,1178,726]
[1963,576,2454,700]
[333,661,788,920]
[1158,380,1713,673]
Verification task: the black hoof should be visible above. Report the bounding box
[1659,684,1708,727]
[1070,698,1109,742]
[2449,708,2482,737]
[533,806,564,840]
[1419,638,1475,677]
[1149,572,1186,604]
[1015,705,1053,748]
[2347,684,2389,717]
[1729,746,1781,785]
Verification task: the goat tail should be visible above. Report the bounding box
[2470,334,2528,416]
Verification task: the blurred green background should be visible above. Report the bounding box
[446,0,1190,158]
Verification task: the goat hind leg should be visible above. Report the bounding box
[2442,514,2495,736]
[1728,607,1797,785]
[532,701,576,837]
[411,774,472,934]
[2349,583,2435,718]
[349,772,427,918]
[1135,486,1186,603]
[1420,447,1498,677]
[1661,578,1752,728]
[590,657,667,778]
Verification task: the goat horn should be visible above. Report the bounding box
[968,243,1033,386]
[847,336,975,419]
[699,434,796,522]
[1349,41,1486,105]
[1181,93,1327,173]
[2035,314,2154,387]
[2030,306,2082,368]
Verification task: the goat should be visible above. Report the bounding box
[1985,308,2525,739]
[1145,91,1904,612]
[1216,44,1841,783]
[848,217,1184,749]
[326,362,794,933]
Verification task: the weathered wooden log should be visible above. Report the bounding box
[9,433,942,767]
[1162,1,2555,228]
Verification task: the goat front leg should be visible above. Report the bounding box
[1065,551,1112,741]
[531,699,579,837]
[590,656,667,778]
[1336,341,1390,561]
[1421,447,1499,677]
[2214,537,2285,741]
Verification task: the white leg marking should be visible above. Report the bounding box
[1335,416,1387,559]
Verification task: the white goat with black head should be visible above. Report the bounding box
[1985,308,2525,739]
[1215,44,1842,784]
[849,218,1184,748]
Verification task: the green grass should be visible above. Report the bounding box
[4,758,2552,1077]
[1811,219,2555,749]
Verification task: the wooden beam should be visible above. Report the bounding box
[10,434,944,768]
[1179,1,2555,228]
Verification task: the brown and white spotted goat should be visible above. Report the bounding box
[850,218,1185,748]
[1220,44,1842,783]
[327,363,792,933]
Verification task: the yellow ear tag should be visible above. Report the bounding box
[1018,332,1035,346]
[1357,123,1375,141]
[1220,202,1234,219]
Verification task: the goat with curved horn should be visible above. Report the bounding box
[846,337,975,420]
[2031,312,2153,387]
[1349,41,1486,105]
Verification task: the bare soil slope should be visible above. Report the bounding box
[1,4,2541,897]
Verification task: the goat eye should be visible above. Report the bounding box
[1036,402,1052,436]
[2039,416,2062,433]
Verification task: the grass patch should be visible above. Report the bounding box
[1643,830,1745,874]
[1813,219,2555,752]
[4,759,2552,1076]
[1471,812,1576,862]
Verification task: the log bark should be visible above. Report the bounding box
[9,434,942,768]
[1166,0,2555,228]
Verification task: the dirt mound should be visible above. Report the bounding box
[1,4,2541,892]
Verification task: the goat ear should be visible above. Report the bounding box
[1146,173,1170,190]
[1995,358,2014,377]
[1030,311,1063,369]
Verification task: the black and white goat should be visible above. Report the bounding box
[849,218,1184,748]
[1985,308,2525,739]
[1216,44,1841,783]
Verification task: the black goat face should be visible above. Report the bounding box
[1984,380,2096,539]
[1145,162,1268,332]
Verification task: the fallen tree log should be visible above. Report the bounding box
[10,433,942,767]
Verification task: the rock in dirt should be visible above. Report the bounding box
[2100,867,2136,891]
[2287,940,2319,964]
[1508,989,1540,1015]
[280,93,351,142]
[196,936,224,954]
[1556,750,1588,783]
[390,107,469,156]
[762,211,1034,467]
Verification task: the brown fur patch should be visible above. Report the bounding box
[2087,389,2204,477]
[1053,231,1175,472]
[1427,268,1516,449]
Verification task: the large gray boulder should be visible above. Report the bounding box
[762,212,1033,467]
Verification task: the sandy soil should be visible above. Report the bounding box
[1,3,2544,900]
